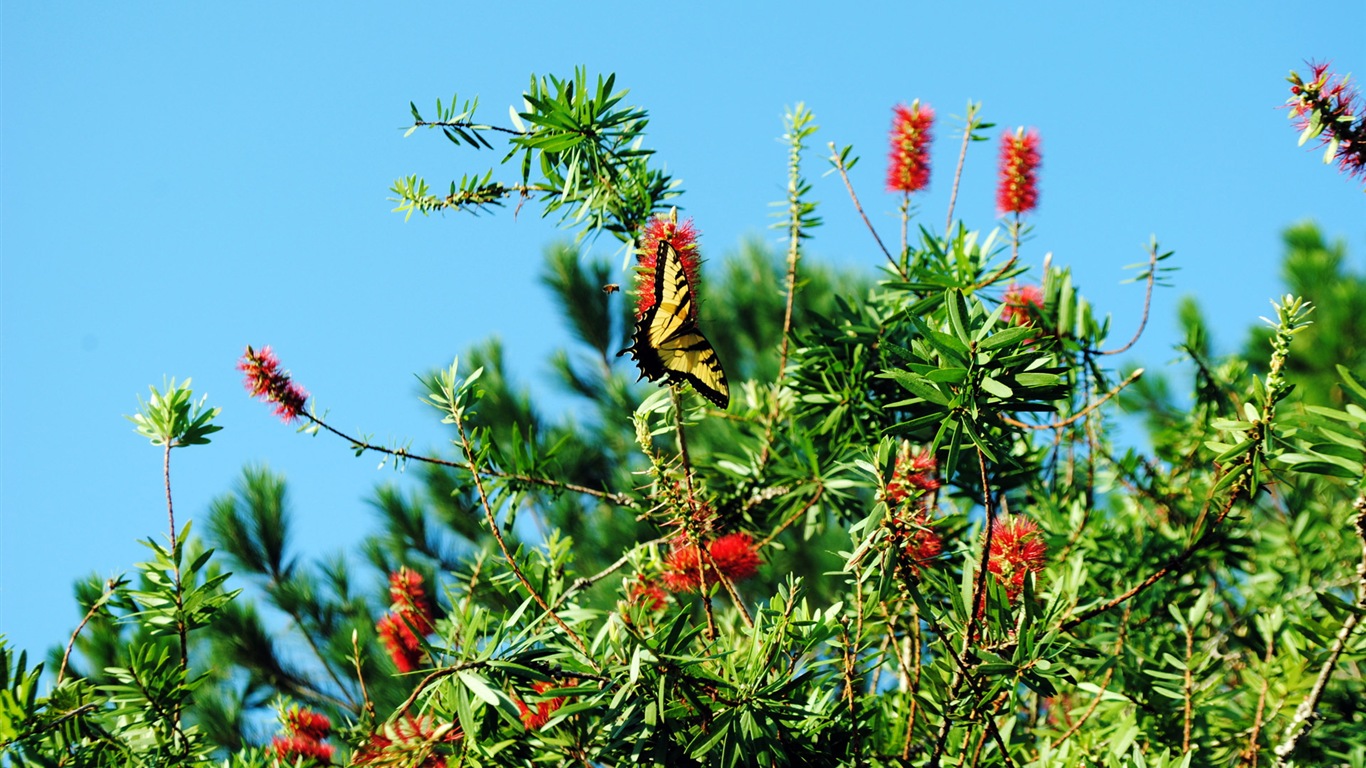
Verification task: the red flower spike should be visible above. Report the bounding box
[516,681,568,730]
[272,705,335,765]
[985,517,1048,602]
[388,567,435,633]
[997,128,1042,215]
[886,442,940,505]
[283,706,332,741]
[629,580,668,612]
[661,532,761,593]
[904,521,944,573]
[1001,284,1045,327]
[376,613,425,673]
[271,735,335,764]
[709,532,761,581]
[1286,61,1366,184]
[354,715,462,768]
[633,216,701,319]
[886,101,934,194]
[237,345,309,423]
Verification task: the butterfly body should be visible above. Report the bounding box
[618,240,730,408]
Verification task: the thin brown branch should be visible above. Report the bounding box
[829,142,905,278]
[757,484,824,549]
[944,113,975,233]
[1094,243,1159,356]
[1241,633,1276,767]
[671,388,720,639]
[1182,621,1195,753]
[550,536,671,613]
[1000,368,1144,432]
[1274,495,1366,765]
[304,412,637,507]
[450,401,591,658]
[962,447,998,651]
[1049,606,1131,749]
[974,216,1021,291]
[1062,476,1243,633]
[412,119,526,136]
[162,441,190,725]
[351,631,377,723]
[58,578,123,685]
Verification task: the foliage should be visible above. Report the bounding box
[7,71,1366,768]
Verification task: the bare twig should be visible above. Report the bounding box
[671,388,721,639]
[829,142,904,278]
[1093,243,1160,356]
[1274,495,1366,765]
[449,399,591,658]
[351,631,377,722]
[550,536,671,612]
[411,119,526,136]
[943,106,978,233]
[757,484,824,549]
[58,577,124,685]
[999,368,1144,432]
[303,412,637,507]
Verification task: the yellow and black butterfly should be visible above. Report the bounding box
[618,240,730,408]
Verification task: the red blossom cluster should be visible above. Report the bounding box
[885,442,940,505]
[1001,283,1045,327]
[515,681,568,730]
[270,705,334,765]
[628,580,669,612]
[1288,61,1366,183]
[985,517,1048,602]
[883,442,943,574]
[633,215,701,319]
[661,532,761,593]
[353,714,462,768]
[886,101,934,193]
[376,567,436,673]
[997,128,1041,215]
[237,345,309,423]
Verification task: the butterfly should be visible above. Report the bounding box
[618,240,730,408]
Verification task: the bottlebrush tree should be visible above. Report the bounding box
[4,64,1365,768]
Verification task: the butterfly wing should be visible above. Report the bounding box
[618,241,730,408]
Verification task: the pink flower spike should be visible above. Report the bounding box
[997,128,1042,215]
[633,215,701,319]
[237,345,309,423]
[886,101,934,194]
[1002,284,1045,327]
[985,517,1048,602]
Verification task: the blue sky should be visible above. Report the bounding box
[2,3,1362,661]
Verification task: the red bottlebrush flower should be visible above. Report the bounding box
[237,345,309,423]
[709,532,761,580]
[629,580,669,612]
[516,681,568,730]
[985,517,1047,602]
[886,101,934,193]
[354,715,462,768]
[904,519,944,570]
[271,735,335,765]
[661,532,762,593]
[1001,283,1045,327]
[283,706,332,742]
[271,705,335,765]
[388,567,435,632]
[885,442,940,505]
[1286,61,1366,184]
[377,612,425,673]
[997,128,1042,215]
[377,567,436,671]
[633,215,701,319]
